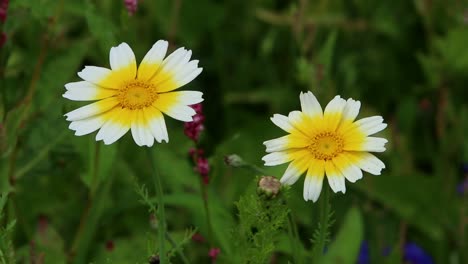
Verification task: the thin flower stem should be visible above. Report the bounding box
[199,180,214,245]
[287,212,302,264]
[146,148,167,264]
[312,187,331,263]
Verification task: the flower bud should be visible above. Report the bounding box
[257,176,281,199]
[224,154,245,167]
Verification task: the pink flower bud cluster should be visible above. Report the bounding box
[124,0,138,16]
[184,103,205,142]
[0,0,8,48]
[189,148,210,185]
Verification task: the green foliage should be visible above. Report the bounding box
[0,0,466,263]
[232,184,290,264]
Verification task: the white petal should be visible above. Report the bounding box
[262,152,291,166]
[69,115,106,136]
[170,91,204,105]
[64,97,119,121]
[304,175,324,202]
[325,161,346,193]
[299,91,323,118]
[157,104,196,122]
[138,40,169,80]
[270,114,295,133]
[280,155,310,185]
[341,98,361,122]
[264,136,289,153]
[162,48,190,73]
[324,95,346,114]
[77,66,113,87]
[131,110,154,147]
[144,107,169,143]
[354,116,386,136]
[63,81,115,101]
[362,137,388,152]
[109,42,136,73]
[95,109,131,145]
[345,152,385,175]
[333,155,363,183]
[174,67,203,88]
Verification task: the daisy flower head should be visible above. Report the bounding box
[262,91,387,202]
[63,40,203,146]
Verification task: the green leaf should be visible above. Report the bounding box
[321,207,363,264]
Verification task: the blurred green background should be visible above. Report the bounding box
[1,0,467,263]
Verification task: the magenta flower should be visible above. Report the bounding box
[184,103,205,142]
[124,0,138,16]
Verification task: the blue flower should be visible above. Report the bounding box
[404,243,433,264]
[357,241,370,264]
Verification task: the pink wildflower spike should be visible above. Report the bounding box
[124,0,138,16]
[0,0,8,23]
[191,232,206,243]
[184,103,205,142]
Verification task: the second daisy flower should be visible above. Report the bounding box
[262,91,387,202]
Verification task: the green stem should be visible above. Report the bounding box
[199,180,214,245]
[311,187,331,263]
[146,148,167,264]
[287,212,302,264]
[165,232,189,264]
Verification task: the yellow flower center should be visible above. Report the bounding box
[308,132,344,160]
[117,80,158,110]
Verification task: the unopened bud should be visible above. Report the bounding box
[257,176,281,199]
[224,154,245,167]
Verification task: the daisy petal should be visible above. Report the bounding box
[143,107,169,143]
[325,161,346,194]
[95,108,131,145]
[300,91,323,118]
[131,110,154,147]
[109,42,137,78]
[323,95,347,131]
[344,152,385,175]
[262,149,309,166]
[63,81,115,101]
[341,98,361,123]
[280,155,311,185]
[65,97,119,121]
[332,154,363,183]
[153,93,198,122]
[263,134,310,152]
[138,40,169,80]
[69,114,107,136]
[303,159,325,202]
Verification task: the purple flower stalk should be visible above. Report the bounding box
[124,0,138,16]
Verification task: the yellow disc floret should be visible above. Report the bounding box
[308,132,344,161]
[117,80,159,110]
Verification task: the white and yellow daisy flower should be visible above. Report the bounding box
[63,40,203,146]
[262,91,387,202]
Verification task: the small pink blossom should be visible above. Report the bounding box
[105,240,115,252]
[124,0,138,16]
[209,247,221,262]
